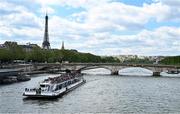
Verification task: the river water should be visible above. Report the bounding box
[1,68,180,113]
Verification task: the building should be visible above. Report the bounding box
[0,41,40,52]
[19,43,40,52]
[42,13,50,49]
[4,41,18,49]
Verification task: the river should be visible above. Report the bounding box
[1,68,180,113]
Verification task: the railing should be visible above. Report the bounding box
[34,63,180,68]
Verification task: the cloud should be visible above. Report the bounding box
[68,1,178,32]
[84,2,146,31]
[155,0,180,6]
[76,26,180,55]
[152,0,180,21]
[0,1,43,45]
[0,0,180,56]
[0,1,41,29]
[33,0,112,9]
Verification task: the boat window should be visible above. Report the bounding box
[62,83,66,87]
[65,82,68,86]
[47,85,50,91]
[40,84,45,88]
[59,84,62,89]
[68,81,71,85]
[55,86,58,91]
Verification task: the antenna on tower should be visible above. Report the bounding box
[45,8,48,16]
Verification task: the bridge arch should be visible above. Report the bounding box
[79,66,113,75]
[80,65,111,71]
[119,67,153,76]
[81,68,111,75]
[80,65,112,74]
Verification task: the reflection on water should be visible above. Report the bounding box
[23,98,60,106]
[1,69,180,113]
[82,68,111,75]
[82,67,180,77]
[119,67,152,76]
[82,67,153,76]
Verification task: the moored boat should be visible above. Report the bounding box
[167,70,180,74]
[23,72,86,98]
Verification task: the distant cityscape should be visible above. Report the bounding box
[0,12,165,64]
[0,14,64,52]
[0,14,171,64]
[115,55,165,64]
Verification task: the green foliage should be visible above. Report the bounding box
[60,50,119,63]
[26,47,45,62]
[101,56,120,63]
[160,56,180,65]
[0,43,25,62]
[0,46,120,63]
[0,49,13,62]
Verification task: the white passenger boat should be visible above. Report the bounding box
[23,73,86,98]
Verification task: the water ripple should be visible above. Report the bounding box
[1,73,180,113]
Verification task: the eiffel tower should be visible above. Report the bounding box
[42,13,50,49]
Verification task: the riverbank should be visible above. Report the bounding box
[0,74,30,84]
[0,68,64,85]
[0,69,45,84]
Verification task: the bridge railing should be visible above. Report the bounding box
[33,63,180,69]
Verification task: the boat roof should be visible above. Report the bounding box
[40,82,50,85]
[41,73,79,84]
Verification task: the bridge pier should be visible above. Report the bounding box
[111,71,119,75]
[153,72,161,77]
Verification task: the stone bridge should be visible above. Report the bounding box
[33,63,180,76]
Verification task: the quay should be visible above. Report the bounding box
[0,69,30,84]
[0,68,63,84]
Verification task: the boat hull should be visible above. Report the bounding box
[23,79,86,99]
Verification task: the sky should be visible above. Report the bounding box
[0,0,180,56]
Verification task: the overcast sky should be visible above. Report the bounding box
[0,0,180,56]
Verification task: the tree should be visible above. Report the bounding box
[160,56,180,65]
